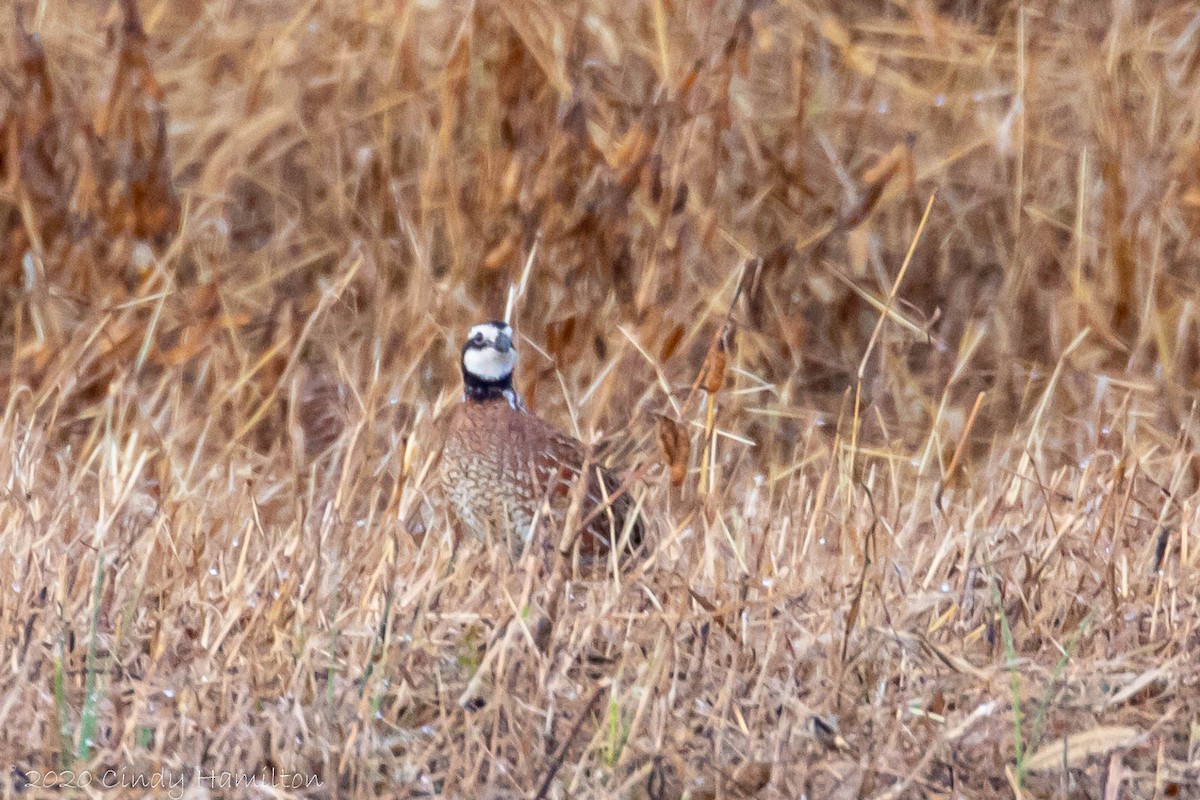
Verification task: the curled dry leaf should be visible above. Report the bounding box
[700,320,736,394]
[657,414,690,487]
[841,138,914,229]
[702,345,726,394]
[674,59,702,99]
[545,316,577,360]
[483,233,518,270]
[688,760,772,800]
[155,282,222,366]
[671,183,689,215]
[608,116,656,192]
[658,323,685,363]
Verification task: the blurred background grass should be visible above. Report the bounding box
[1,1,1199,797]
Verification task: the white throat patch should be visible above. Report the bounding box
[462,345,516,382]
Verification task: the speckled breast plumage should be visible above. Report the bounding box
[437,397,640,558]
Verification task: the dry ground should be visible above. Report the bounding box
[2,0,1200,797]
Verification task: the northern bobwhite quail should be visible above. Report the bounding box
[437,320,644,561]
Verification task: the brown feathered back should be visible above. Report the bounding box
[437,396,643,561]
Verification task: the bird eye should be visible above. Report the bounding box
[472,333,485,345]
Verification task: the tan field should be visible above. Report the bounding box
[1,0,1199,797]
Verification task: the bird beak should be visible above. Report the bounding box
[494,332,513,352]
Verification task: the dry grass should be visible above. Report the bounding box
[2,0,1200,797]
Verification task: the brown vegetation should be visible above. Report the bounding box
[1,0,1199,797]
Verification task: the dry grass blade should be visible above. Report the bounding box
[534,684,606,800]
[1023,726,1143,773]
[935,390,985,509]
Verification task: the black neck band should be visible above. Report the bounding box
[463,369,513,402]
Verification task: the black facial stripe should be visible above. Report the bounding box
[462,362,514,401]
[463,324,509,348]
[463,344,508,356]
